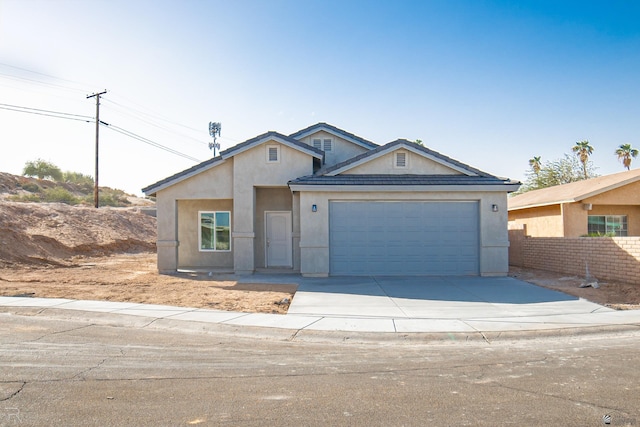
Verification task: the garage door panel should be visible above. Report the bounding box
[329,201,479,276]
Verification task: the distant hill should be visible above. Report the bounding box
[0,171,156,267]
[0,171,154,207]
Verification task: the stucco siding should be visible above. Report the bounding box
[583,181,640,205]
[562,202,588,237]
[508,205,563,237]
[346,151,462,175]
[232,141,314,273]
[298,130,370,166]
[177,199,233,269]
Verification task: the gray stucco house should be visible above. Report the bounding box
[142,123,520,277]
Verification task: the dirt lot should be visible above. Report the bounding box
[0,252,295,314]
[0,172,638,313]
[509,266,640,310]
[1,251,638,314]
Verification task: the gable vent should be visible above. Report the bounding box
[323,139,332,151]
[268,146,279,162]
[313,139,322,150]
[395,152,407,168]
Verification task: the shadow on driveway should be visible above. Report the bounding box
[294,276,577,304]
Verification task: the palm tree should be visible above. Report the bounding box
[572,140,594,179]
[615,143,639,170]
[528,156,542,174]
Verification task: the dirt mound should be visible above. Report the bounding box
[0,201,156,267]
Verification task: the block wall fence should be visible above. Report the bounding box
[508,225,640,285]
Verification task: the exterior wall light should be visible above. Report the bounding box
[312,204,317,212]
[492,204,499,212]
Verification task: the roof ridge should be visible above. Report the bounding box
[289,122,378,148]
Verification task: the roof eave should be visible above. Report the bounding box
[289,183,520,192]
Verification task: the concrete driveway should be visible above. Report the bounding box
[3,275,639,335]
[237,274,635,333]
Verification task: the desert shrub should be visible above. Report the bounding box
[8,194,41,202]
[82,190,131,207]
[21,182,41,193]
[43,187,79,205]
[63,171,94,192]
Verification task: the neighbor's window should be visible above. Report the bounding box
[587,215,627,236]
[323,138,332,151]
[312,138,322,150]
[199,211,231,251]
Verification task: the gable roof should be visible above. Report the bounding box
[289,139,519,191]
[142,131,324,196]
[508,168,640,211]
[318,139,497,177]
[289,122,378,150]
[142,156,225,196]
[220,131,324,160]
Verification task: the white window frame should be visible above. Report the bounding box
[266,144,280,163]
[312,138,322,150]
[323,138,333,151]
[199,211,232,252]
[394,151,408,169]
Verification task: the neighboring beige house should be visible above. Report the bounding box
[143,123,520,277]
[508,169,640,237]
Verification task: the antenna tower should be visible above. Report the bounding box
[209,122,221,157]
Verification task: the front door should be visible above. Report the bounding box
[266,211,292,267]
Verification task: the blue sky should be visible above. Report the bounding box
[1,0,639,195]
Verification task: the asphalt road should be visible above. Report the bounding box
[1,309,639,426]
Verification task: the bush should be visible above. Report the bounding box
[8,194,41,203]
[43,187,79,205]
[21,183,40,193]
[63,171,94,192]
[582,232,617,237]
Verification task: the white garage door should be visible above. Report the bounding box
[329,201,479,275]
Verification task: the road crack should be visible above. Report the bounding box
[0,382,26,402]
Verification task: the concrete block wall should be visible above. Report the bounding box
[509,232,640,285]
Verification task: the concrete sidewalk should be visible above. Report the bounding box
[1,275,639,335]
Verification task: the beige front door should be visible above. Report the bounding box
[265,211,292,267]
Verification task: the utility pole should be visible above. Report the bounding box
[87,90,107,208]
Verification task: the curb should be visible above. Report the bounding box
[2,306,640,345]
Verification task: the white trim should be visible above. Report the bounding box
[266,144,280,163]
[394,151,408,169]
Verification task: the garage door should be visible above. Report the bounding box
[329,201,479,275]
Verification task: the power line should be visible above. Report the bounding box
[103,98,209,147]
[0,62,97,91]
[0,101,201,163]
[0,103,93,122]
[102,123,201,162]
